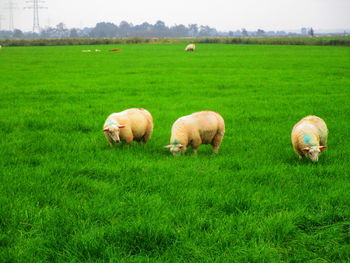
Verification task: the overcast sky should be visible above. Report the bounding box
[2,0,350,32]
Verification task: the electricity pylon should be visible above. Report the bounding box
[25,0,47,33]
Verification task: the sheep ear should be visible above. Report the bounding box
[164,145,172,148]
[319,146,327,150]
[118,125,126,128]
[302,147,311,152]
[103,128,109,132]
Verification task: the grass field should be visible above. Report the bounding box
[0,44,349,262]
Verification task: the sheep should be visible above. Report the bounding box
[0,45,2,49]
[185,44,195,52]
[95,49,101,52]
[103,108,153,146]
[291,115,328,162]
[164,111,225,155]
[82,50,91,52]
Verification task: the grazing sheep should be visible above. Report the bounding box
[82,50,91,52]
[95,49,101,52]
[185,44,195,51]
[164,111,225,155]
[291,115,328,162]
[0,45,2,49]
[103,108,153,146]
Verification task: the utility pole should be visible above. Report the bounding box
[25,0,47,33]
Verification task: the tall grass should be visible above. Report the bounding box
[1,35,350,47]
[0,44,349,262]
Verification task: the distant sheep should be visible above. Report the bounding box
[185,44,195,51]
[165,111,225,155]
[95,49,101,52]
[291,115,328,162]
[103,108,153,146]
[109,49,121,52]
[82,50,91,52]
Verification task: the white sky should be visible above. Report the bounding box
[1,0,350,32]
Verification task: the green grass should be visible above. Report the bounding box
[0,44,349,262]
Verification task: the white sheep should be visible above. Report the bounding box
[185,44,195,51]
[95,49,101,52]
[103,108,153,146]
[291,115,328,162]
[82,50,91,52]
[164,111,225,155]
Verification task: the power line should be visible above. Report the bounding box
[25,0,47,32]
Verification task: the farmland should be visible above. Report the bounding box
[0,43,349,262]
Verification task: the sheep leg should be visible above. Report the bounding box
[211,132,223,154]
[122,130,134,146]
[124,136,133,146]
[141,120,153,144]
[141,131,152,144]
[191,138,202,154]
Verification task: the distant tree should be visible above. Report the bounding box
[31,32,40,38]
[154,20,166,30]
[132,22,153,37]
[13,29,24,38]
[40,27,53,38]
[198,25,217,36]
[228,31,234,37]
[40,26,66,38]
[188,24,198,37]
[256,29,265,36]
[81,27,93,37]
[276,30,286,36]
[0,20,232,39]
[301,27,307,35]
[308,27,314,37]
[140,22,152,32]
[69,28,79,38]
[241,28,248,36]
[90,22,118,37]
[55,23,69,38]
[154,20,168,37]
[171,24,188,37]
[0,30,12,38]
[119,21,131,37]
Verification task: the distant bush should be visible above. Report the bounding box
[0,36,349,47]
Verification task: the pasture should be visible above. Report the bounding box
[0,43,349,262]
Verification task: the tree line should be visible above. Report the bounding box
[0,21,219,39]
[0,20,322,39]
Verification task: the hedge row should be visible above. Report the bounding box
[1,36,349,47]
